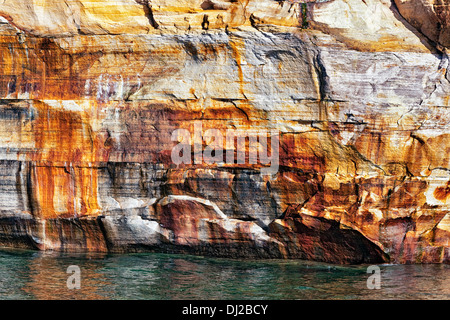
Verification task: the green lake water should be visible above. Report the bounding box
[0,249,448,300]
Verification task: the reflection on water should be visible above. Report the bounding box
[0,249,448,300]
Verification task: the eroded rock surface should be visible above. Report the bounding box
[0,0,448,264]
[394,0,450,49]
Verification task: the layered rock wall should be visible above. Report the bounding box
[0,0,449,263]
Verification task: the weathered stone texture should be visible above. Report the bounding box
[0,0,448,264]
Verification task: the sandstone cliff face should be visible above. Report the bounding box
[0,0,448,264]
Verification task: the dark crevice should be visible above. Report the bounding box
[230,101,250,121]
[410,133,426,145]
[25,163,36,217]
[313,51,330,102]
[135,0,159,29]
[98,216,114,251]
[202,14,210,30]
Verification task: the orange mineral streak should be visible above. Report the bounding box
[229,37,246,98]
[31,101,106,219]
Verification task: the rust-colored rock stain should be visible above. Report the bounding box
[229,37,246,97]
[434,181,450,201]
[30,101,106,219]
[0,0,448,263]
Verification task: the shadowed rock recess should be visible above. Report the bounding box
[0,0,448,264]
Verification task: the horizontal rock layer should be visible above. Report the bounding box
[0,0,449,264]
